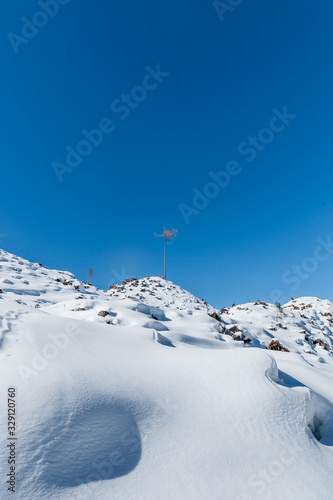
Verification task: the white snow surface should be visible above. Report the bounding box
[1,249,333,499]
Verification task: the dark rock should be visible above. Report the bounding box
[227,325,242,334]
[266,340,289,352]
[258,301,268,308]
[208,312,221,322]
[232,333,245,341]
[98,310,109,317]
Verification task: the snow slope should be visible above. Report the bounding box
[1,249,333,499]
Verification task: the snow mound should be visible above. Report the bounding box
[1,249,333,499]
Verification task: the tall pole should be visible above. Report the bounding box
[164,236,167,280]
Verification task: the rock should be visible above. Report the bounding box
[78,308,86,311]
[258,301,268,308]
[266,340,289,352]
[208,311,221,322]
[227,325,242,334]
[98,310,109,317]
[232,333,245,341]
[122,278,138,285]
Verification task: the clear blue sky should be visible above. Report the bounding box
[1,0,333,307]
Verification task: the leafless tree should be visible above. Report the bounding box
[87,268,95,284]
[155,228,178,280]
[275,301,284,322]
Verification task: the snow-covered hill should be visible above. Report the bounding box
[1,248,333,499]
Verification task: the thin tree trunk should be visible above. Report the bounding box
[164,237,167,280]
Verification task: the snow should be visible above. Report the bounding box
[1,248,333,499]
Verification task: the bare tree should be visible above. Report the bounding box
[87,268,95,284]
[155,228,178,280]
[275,301,284,322]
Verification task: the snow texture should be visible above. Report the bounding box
[1,249,333,499]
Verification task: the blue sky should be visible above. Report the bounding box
[1,0,333,308]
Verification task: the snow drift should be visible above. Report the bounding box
[1,249,333,499]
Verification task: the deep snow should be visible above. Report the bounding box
[1,249,333,499]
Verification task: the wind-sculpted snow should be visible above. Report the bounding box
[1,249,333,499]
[35,403,141,488]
